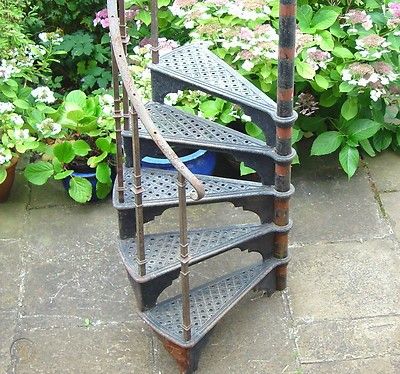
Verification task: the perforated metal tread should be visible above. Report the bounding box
[113,166,294,210]
[149,44,277,115]
[120,222,291,282]
[142,258,288,348]
[122,102,294,163]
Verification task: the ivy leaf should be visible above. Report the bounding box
[96,181,112,199]
[341,97,358,121]
[54,170,74,180]
[72,140,91,157]
[0,168,7,184]
[339,145,359,178]
[69,177,92,203]
[96,162,111,184]
[373,130,392,152]
[347,119,381,141]
[296,61,316,79]
[53,142,75,163]
[24,161,54,185]
[311,131,343,156]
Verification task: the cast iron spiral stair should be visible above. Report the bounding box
[108,0,296,372]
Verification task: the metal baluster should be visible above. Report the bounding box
[274,0,297,290]
[112,47,125,203]
[131,108,146,276]
[118,0,130,131]
[150,0,159,64]
[178,173,191,341]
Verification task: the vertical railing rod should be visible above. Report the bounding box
[150,0,159,64]
[118,0,130,131]
[131,108,146,276]
[177,173,191,341]
[274,0,297,290]
[112,47,125,203]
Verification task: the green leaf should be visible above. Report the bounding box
[96,162,111,184]
[347,119,381,141]
[341,97,358,121]
[65,90,87,108]
[360,139,376,157]
[296,61,316,79]
[72,140,91,156]
[240,162,256,176]
[0,85,17,98]
[199,100,223,118]
[96,181,112,199]
[69,177,92,203]
[13,99,30,110]
[54,170,74,180]
[373,130,392,152]
[311,131,343,156]
[332,47,354,59]
[320,91,338,107]
[53,142,75,163]
[297,5,313,32]
[137,10,151,25]
[95,138,111,153]
[312,9,340,30]
[339,82,354,93]
[158,0,170,6]
[339,146,359,178]
[315,74,329,90]
[0,168,7,184]
[87,152,107,168]
[24,162,54,185]
[318,31,334,51]
[245,123,264,140]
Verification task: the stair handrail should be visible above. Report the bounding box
[107,0,205,201]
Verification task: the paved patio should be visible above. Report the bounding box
[1,147,400,374]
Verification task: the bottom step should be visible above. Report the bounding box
[141,258,288,348]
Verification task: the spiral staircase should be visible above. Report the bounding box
[108,0,297,372]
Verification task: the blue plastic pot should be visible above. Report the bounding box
[142,149,217,175]
[62,171,99,202]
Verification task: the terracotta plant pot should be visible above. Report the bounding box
[0,157,18,203]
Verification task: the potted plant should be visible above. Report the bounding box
[0,104,38,202]
[24,90,116,203]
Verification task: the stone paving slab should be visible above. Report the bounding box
[11,323,153,374]
[365,152,400,192]
[288,239,400,322]
[381,191,400,239]
[0,314,15,373]
[297,315,400,363]
[302,355,400,374]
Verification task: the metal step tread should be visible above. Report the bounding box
[122,102,293,162]
[149,44,277,115]
[120,222,292,282]
[113,167,294,210]
[141,258,288,348]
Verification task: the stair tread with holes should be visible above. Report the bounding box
[141,258,288,348]
[122,102,294,163]
[120,222,292,282]
[113,166,293,210]
[149,44,277,115]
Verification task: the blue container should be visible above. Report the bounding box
[141,149,217,175]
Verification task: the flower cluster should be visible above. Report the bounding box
[93,7,139,28]
[355,34,390,59]
[306,48,332,71]
[38,32,63,45]
[388,2,400,29]
[341,9,373,33]
[31,86,56,104]
[36,118,62,138]
[342,62,399,101]
[0,60,20,80]
[295,93,319,116]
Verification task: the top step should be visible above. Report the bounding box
[149,44,277,115]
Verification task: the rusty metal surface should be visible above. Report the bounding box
[107,0,205,201]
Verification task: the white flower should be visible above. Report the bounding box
[0,147,12,165]
[37,118,62,136]
[370,89,383,102]
[0,102,15,114]
[184,20,195,29]
[31,86,56,104]
[342,69,352,81]
[13,128,30,139]
[0,60,19,80]
[242,60,254,72]
[10,114,24,126]
[241,114,252,122]
[164,90,183,106]
[38,32,49,43]
[358,78,369,87]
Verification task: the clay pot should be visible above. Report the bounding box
[0,157,18,203]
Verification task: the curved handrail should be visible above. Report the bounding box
[107,0,205,200]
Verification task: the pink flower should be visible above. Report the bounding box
[239,27,253,40]
[93,7,138,28]
[389,2,400,18]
